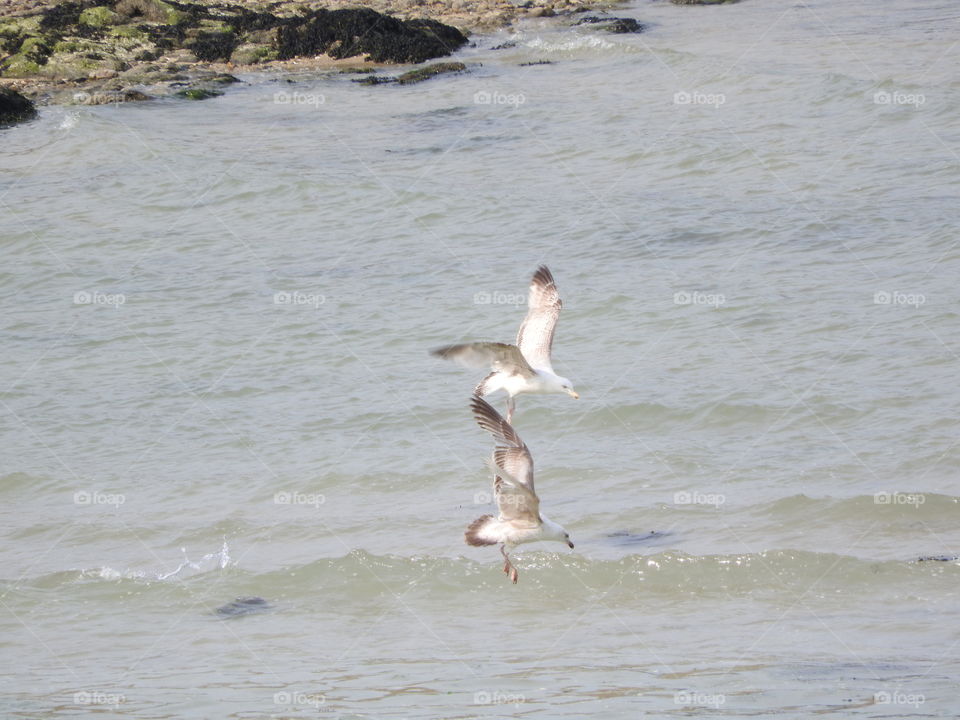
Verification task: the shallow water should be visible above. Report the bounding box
[2,0,960,716]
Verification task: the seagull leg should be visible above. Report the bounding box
[505,396,515,424]
[500,545,519,584]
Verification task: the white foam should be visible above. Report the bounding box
[525,34,616,53]
[59,111,80,131]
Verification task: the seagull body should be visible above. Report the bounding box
[432,266,578,423]
[464,396,574,584]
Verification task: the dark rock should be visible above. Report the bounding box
[39,1,85,32]
[215,596,272,618]
[0,86,38,124]
[574,15,644,33]
[188,31,238,62]
[491,41,517,50]
[671,0,740,4]
[918,555,959,562]
[275,8,468,64]
[353,74,394,85]
[519,59,552,66]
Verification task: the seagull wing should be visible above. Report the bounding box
[516,265,562,372]
[431,342,535,378]
[471,396,540,524]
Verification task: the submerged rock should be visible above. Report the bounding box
[0,85,37,124]
[353,73,395,86]
[396,60,466,84]
[354,60,467,85]
[215,596,272,618]
[606,530,670,546]
[176,87,222,100]
[671,0,740,4]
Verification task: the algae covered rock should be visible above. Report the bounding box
[78,6,119,28]
[396,61,466,84]
[229,42,276,65]
[354,61,467,86]
[114,0,184,25]
[275,8,468,64]
[0,86,37,124]
[176,87,222,100]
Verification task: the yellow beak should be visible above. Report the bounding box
[567,389,579,399]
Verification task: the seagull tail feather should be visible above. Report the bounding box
[474,371,498,397]
[464,514,497,546]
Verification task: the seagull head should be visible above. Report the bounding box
[551,375,579,400]
[542,516,575,549]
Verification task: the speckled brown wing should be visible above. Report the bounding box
[515,265,562,373]
[470,396,540,525]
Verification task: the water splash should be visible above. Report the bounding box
[157,540,233,580]
[75,540,234,583]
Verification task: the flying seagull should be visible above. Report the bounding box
[464,395,574,584]
[431,265,578,423]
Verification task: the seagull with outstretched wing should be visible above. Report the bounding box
[464,396,574,584]
[431,266,578,423]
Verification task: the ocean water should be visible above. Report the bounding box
[2,0,959,716]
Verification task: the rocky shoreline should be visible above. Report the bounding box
[0,0,614,106]
[0,0,737,121]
